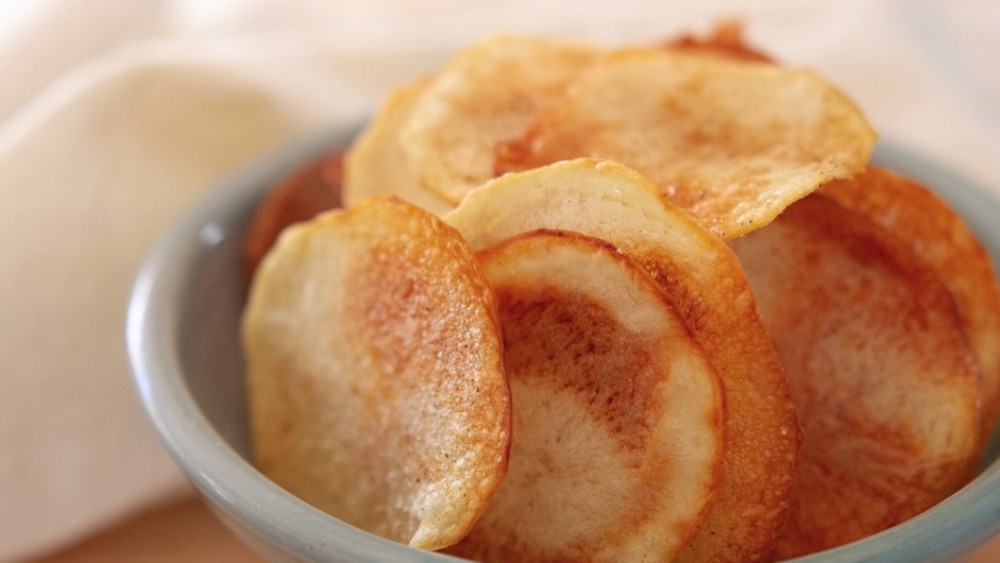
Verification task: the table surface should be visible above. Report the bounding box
[32,494,1000,562]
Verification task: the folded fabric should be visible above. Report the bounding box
[0,0,996,560]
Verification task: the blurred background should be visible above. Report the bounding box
[1,0,997,561]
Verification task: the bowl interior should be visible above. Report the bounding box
[130,130,1000,563]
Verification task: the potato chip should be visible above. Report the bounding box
[243,152,341,276]
[820,166,1000,439]
[399,34,599,204]
[507,48,876,239]
[343,80,455,215]
[445,159,799,562]
[242,196,510,550]
[449,230,724,562]
[729,194,982,558]
[664,20,775,63]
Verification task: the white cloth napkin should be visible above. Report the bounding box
[1,0,997,560]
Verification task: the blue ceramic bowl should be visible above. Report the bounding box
[127,127,1000,562]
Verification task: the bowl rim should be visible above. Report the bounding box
[126,129,1000,563]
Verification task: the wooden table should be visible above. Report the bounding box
[35,495,1000,562]
[36,497,262,563]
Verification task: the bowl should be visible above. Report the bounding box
[126,126,1000,562]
